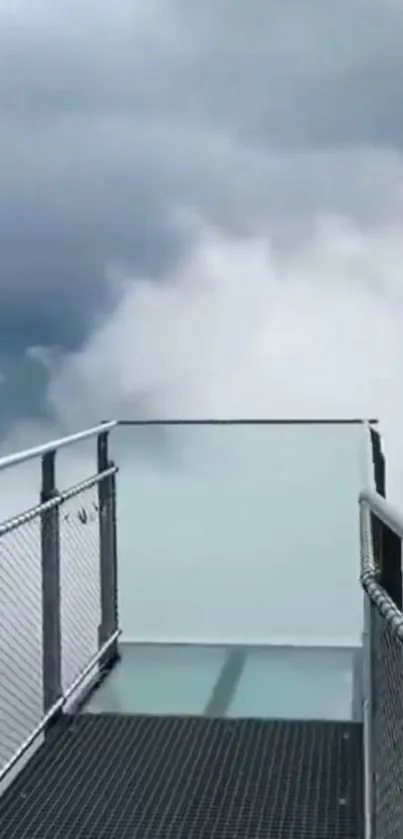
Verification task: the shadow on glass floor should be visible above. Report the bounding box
[84,641,362,722]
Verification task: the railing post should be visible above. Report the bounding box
[370,504,403,837]
[97,430,119,670]
[40,450,62,727]
[369,425,403,607]
[368,597,378,839]
[370,426,385,498]
[379,522,402,609]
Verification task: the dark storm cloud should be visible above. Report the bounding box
[0,0,403,425]
[1,0,403,145]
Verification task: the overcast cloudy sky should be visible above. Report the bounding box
[1,0,403,477]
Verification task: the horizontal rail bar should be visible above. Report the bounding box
[359,501,403,643]
[359,489,403,541]
[0,627,122,784]
[122,635,359,648]
[118,418,378,426]
[0,465,118,538]
[0,421,117,474]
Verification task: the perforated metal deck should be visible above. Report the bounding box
[0,714,363,839]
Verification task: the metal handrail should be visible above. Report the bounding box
[360,489,403,541]
[0,418,377,475]
[360,486,403,839]
[119,417,378,426]
[0,627,122,784]
[0,466,117,538]
[359,494,403,642]
[0,420,117,474]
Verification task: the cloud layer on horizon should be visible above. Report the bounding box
[1,0,403,451]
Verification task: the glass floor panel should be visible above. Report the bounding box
[227,645,361,721]
[85,642,362,722]
[86,643,226,715]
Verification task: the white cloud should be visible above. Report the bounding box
[23,214,398,503]
[1,0,403,654]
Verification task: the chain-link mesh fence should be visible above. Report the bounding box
[59,480,101,692]
[0,433,119,784]
[370,602,403,839]
[0,513,43,775]
[360,494,403,839]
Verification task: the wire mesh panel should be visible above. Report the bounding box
[59,481,101,692]
[0,514,43,775]
[0,424,120,788]
[360,492,403,839]
[371,603,403,839]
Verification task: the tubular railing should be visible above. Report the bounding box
[359,487,403,839]
[0,421,121,784]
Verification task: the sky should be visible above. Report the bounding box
[1,0,403,493]
[0,0,403,732]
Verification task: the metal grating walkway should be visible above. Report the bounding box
[0,713,363,839]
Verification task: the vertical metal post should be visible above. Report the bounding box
[361,501,376,839]
[367,429,403,837]
[379,522,402,609]
[370,427,385,498]
[97,431,119,670]
[110,467,119,633]
[362,594,374,839]
[371,509,403,837]
[379,520,403,837]
[370,420,402,607]
[369,598,378,839]
[40,450,62,727]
